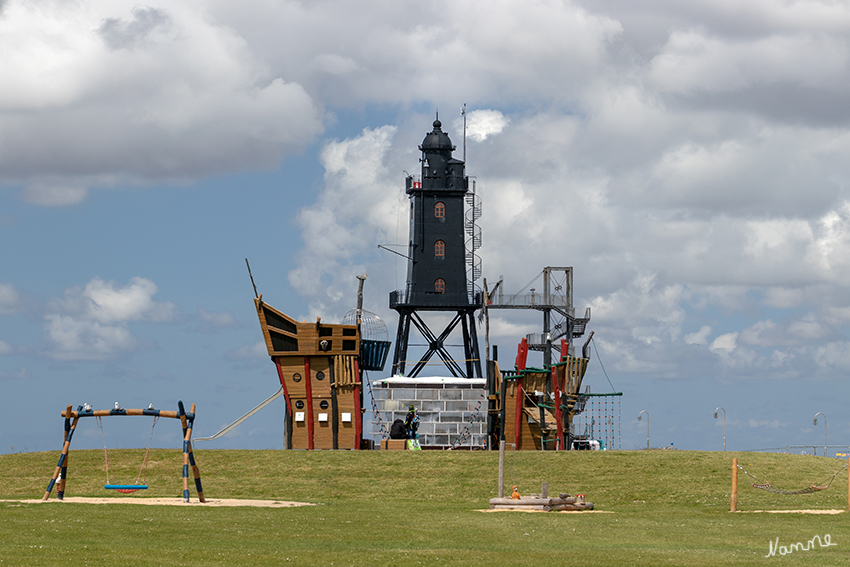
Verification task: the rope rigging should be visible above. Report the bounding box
[590,337,617,393]
[447,392,484,450]
[737,462,848,495]
[365,371,390,440]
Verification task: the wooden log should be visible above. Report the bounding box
[353,357,362,448]
[551,502,594,511]
[489,495,593,511]
[61,409,183,419]
[489,496,576,506]
[514,376,523,449]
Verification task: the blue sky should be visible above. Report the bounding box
[3,0,850,456]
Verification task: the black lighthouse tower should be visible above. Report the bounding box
[390,119,483,379]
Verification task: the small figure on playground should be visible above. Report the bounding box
[404,404,420,440]
[511,485,521,500]
[389,405,421,449]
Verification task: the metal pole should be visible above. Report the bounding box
[714,407,726,451]
[638,410,649,450]
[542,267,551,369]
[814,412,827,457]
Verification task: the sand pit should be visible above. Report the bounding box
[738,509,845,514]
[5,497,315,508]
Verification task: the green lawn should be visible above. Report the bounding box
[1,449,848,566]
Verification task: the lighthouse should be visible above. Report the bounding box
[389,118,482,379]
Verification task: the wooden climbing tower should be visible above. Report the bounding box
[495,338,591,450]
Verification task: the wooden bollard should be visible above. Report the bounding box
[498,440,505,498]
[731,457,738,512]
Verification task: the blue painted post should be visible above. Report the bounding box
[186,403,205,502]
[178,401,190,502]
[43,405,81,500]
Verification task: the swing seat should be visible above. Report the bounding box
[105,484,148,493]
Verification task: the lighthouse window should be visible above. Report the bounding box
[434,201,445,218]
[435,278,446,294]
[434,240,445,258]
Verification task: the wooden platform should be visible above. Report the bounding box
[381,439,407,450]
[489,494,594,512]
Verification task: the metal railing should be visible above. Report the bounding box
[489,292,574,313]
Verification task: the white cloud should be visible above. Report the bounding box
[710,332,738,354]
[43,276,174,360]
[9,0,850,384]
[747,419,788,429]
[288,125,404,318]
[685,326,712,346]
[197,307,237,327]
[226,342,268,360]
[0,283,19,315]
[50,277,174,325]
[44,314,136,361]
[648,31,850,96]
[0,340,13,355]
[0,1,322,205]
[0,367,28,381]
[462,109,509,142]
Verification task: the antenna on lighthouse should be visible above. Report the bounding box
[461,103,467,164]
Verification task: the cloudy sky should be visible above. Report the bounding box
[2,0,850,455]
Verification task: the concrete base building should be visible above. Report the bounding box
[370,377,486,449]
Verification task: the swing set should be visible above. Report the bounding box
[43,401,205,503]
[97,413,157,493]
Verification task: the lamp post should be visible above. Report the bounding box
[814,412,827,457]
[638,410,649,450]
[714,407,726,452]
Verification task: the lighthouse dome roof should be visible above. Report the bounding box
[420,119,454,152]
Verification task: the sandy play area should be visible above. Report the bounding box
[5,497,315,508]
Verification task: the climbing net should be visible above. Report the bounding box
[570,391,621,450]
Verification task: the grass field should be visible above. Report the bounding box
[1,448,849,565]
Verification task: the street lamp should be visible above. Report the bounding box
[714,407,726,451]
[638,410,649,450]
[814,412,827,457]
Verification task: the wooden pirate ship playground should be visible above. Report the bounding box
[253,297,375,450]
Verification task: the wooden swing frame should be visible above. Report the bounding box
[43,401,205,503]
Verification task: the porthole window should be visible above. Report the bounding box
[319,400,329,410]
[316,371,325,381]
[434,201,445,218]
[435,278,446,294]
[434,240,445,258]
[292,373,302,383]
[295,400,305,410]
